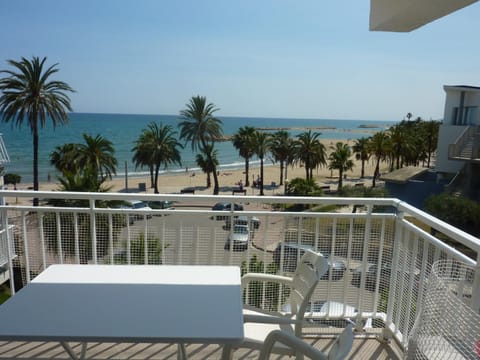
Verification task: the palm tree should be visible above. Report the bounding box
[398,119,423,166]
[179,96,223,195]
[294,130,327,181]
[352,137,369,178]
[270,130,293,186]
[328,142,354,190]
[50,143,80,175]
[49,134,117,192]
[196,144,218,188]
[77,134,118,183]
[367,131,390,187]
[420,120,440,168]
[232,126,256,187]
[388,124,406,170]
[132,122,182,194]
[0,56,74,205]
[132,130,155,188]
[57,167,111,194]
[252,131,271,196]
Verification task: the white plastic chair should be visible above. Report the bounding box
[222,249,330,358]
[259,324,354,360]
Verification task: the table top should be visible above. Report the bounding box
[0,264,244,344]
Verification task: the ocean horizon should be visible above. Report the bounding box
[0,113,396,184]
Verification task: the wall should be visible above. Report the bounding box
[435,125,468,173]
[443,87,480,126]
[384,171,446,209]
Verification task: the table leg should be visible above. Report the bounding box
[221,344,233,360]
[177,343,188,360]
[61,342,88,360]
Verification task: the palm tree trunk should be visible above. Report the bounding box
[33,122,39,207]
[149,166,154,188]
[201,139,219,195]
[373,160,380,188]
[279,160,284,186]
[338,168,343,189]
[206,172,211,187]
[153,165,160,193]
[212,167,219,195]
[259,158,264,196]
[245,159,250,187]
[361,160,365,179]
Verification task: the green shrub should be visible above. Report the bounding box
[4,173,21,186]
[424,193,480,236]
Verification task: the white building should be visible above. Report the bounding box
[435,85,480,199]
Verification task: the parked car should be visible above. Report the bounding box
[224,224,249,251]
[212,202,244,220]
[351,262,420,291]
[148,200,175,210]
[272,243,346,280]
[223,215,260,230]
[125,200,153,220]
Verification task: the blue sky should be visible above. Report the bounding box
[1,1,479,121]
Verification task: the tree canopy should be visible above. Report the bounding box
[0,56,74,205]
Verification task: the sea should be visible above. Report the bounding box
[0,113,396,184]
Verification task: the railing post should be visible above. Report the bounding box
[1,207,15,295]
[472,254,480,315]
[383,204,405,341]
[90,199,97,264]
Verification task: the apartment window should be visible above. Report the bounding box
[452,106,478,125]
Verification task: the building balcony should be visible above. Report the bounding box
[0,190,479,359]
[448,125,480,162]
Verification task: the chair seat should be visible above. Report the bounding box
[242,308,296,354]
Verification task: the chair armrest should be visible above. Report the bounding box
[241,273,293,289]
[243,314,302,325]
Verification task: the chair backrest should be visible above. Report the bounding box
[288,250,328,336]
[258,324,354,360]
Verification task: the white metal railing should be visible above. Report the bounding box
[0,190,479,355]
[0,224,15,267]
[448,125,480,160]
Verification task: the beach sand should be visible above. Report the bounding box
[10,139,385,204]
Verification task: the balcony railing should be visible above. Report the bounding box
[0,225,15,268]
[448,125,480,161]
[1,190,479,356]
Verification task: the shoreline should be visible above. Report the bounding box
[8,138,386,205]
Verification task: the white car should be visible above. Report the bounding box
[224,215,261,230]
[224,224,249,251]
[125,200,153,220]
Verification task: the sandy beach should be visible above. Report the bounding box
[11,139,385,203]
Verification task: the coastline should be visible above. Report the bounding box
[8,138,383,205]
[1,113,394,185]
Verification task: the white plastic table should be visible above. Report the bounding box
[0,264,244,360]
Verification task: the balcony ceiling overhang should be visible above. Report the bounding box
[444,85,480,93]
[369,0,479,32]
